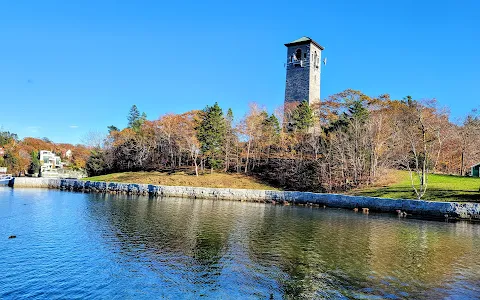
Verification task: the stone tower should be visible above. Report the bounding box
[284,37,324,106]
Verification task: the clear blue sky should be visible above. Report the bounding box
[1,0,479,144]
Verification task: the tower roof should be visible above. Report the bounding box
[284,36,324,50]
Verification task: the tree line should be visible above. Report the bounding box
[85,90,480,197]
[0,133,90,175]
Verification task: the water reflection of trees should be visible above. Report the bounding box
[248,208,480,299]
[247,207,373,298]
[86,195,480,299]
[86,194,238,295]
[367,221,478,298]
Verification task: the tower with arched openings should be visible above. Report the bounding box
[284,37,324,106]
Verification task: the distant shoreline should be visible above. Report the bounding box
[8,177,480,222]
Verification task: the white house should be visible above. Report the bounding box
[39,150,63,173]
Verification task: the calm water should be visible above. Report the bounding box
[1,188,480,299]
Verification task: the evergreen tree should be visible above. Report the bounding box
[85,150,107,176]
[291,100,313,131]
[226,108,234,125]
[263,114,281,137]
[347,100,369,123]
[127,105,147,132]
[197,102,226,171]
[403,95,415,107]
[0,131,18,146]
[261,113,281,160]
[2,150,18,170]
[127,105,140,127]
[107,125,119,134]
[28,151,41,174]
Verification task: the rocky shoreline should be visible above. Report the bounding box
[9,177,480,221]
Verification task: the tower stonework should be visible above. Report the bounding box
[284,37,324,106]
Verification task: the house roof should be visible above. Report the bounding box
[471,162,480,168]
[285,36,325,50]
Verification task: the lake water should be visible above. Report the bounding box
[1,188,480,299]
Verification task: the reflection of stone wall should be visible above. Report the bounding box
[11,177,480,220]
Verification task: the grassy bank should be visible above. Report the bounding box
[352,170,480,202]
[83,171,279,190]
[83,170,480,202]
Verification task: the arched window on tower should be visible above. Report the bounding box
[314,51,318,68]
[295,49,302,61]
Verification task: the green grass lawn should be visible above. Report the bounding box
[352,170,480,202]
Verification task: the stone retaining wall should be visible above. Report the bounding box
[10,177,480,221]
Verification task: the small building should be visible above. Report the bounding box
[61,149,72,159]
[39,150,63,173]
[472,163,480,177]
[0,147,4,156]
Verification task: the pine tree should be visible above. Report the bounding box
[226,108,234,124]
[85,150,107,176]
[347,100,369,124]
[291,100,313,131]
[264,114,281,137]
[197,102,226,172]
[127,105,140,127]
[107,125,119,134]
[261,113,281,161]
[0,131,18,146]
[127,105,147,132]
[28,151,41,174]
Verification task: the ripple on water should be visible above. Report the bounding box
[1,188,480,299]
